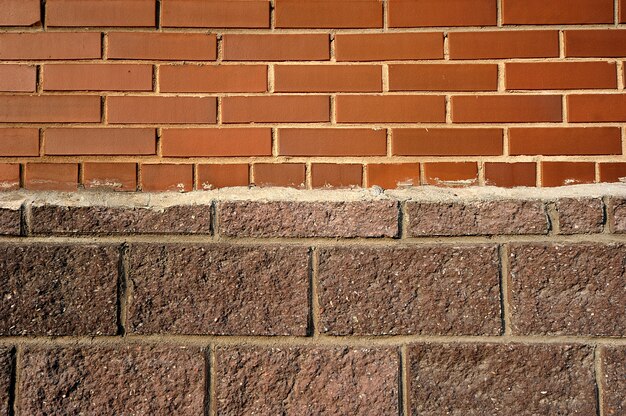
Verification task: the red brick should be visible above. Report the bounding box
[43,64,153,91]
[367,163,420,188]
[541,162,595,187]
[107,96,216,124]
[275,0,382,28]
[509,127,621,155]
[159,65,267,93]
[568,94,626,122]
[222,34,329,61]
[600,347,626,415]
[108,32,216,61]
[83,162,137,191]
[0,65,36,92]
[198,164,249,189]
[335,33,443,61]
[389,0,496,27]
[0,33,101,60]
[141,164,193,192]
[162,0,269,28]
[222,96,329,123]
[423,162,478,186]
[311,164,362,188]
[275,65,381,92]
[393,128,502,156]
[46,0,155,27]
[565,30,626,57]
[506,62,617,90]
[622,0,626,23]
[0,163,19,191]
[161,128,271,157]
[484,162,537,188]
[555,198,604,234]
[279,128,387,156]
[24,163,78,191]
[253,164,305,188]
[600,163,626,183]
[449,31,559,59]
[452,95,562,123]
[502,0,614,24]
[0,0,39,26]
[0,95,101,123]
[45,128,156,155]
[336,95,445,123]
[390,64,497,91]
[0,128,39,156]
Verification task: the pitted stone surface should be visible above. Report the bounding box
[555,197,604,234]
[601,346,626,416]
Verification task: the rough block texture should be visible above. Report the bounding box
[555,197,604,234]
[611,197,626,233]
[0,207,20,235]
[601,346,626,415]
[0,348,10,416]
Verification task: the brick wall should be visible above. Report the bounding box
[1,0,626,190]
[0,186,624,414]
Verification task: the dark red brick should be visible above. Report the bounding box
[128,244,309,335]
[555,198,604,234]
[318,245,501,335]
[600,346,626,416]
[215,346,399,415]
[509,243,626,336]
[0,244,118,336]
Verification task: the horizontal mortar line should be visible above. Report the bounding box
[0,334,624,348]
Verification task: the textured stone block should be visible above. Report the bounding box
[128,244,309,335]
[215,346,399,415]
[0,244,118,336]
[19,346,204,415]
[218,200,399,237]
[509,243,626,336]
[406,200,548,236]
[610,197,626,233]
[318,245,501,335]
[556,198,604,234]
[0,348,10,416]
[408,343,596,415]
[0,206,20,235]
[601,346,626,416]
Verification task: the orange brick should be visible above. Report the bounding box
[367,163,420,188]
[484,162,537,188]
[159,65,267,93]
[312,164,363,188]
[509,128,622,155]
[423,162,479,187]
[107,97,216,124]
[0,96,101,123]
[336,95,445,123]
[0,163,20,191]
[565,31,626,57]
[222,34,329,61]
[452,95,562,123]
[222,96,329,123]
[389,64,497,91]
[0,65,36,92]
[279,128,387,156]
[108,33,216,61]
[599,163,626,183]
[0,33,101,60]
[45,128,156,155]
[388,0,496,27]
[275,0,382,28]
[141,164,193,192]
[502,0,613,24]
[161,128,272,157]
[335,33,443,61]
[0,0,40,26]
[0,129,39,156]
[505,62,617,90]
[449,31,559,60]
[392,128,503,156]
[274,65,382,92]
[24,163,78,191]
[46,0,155,27]
[568,95,626,122]
[161,0,269,28]
[541,162,595,187]
[83,162,137,191]
[198,164,249,189]
[253,164,305,188]
[43,64,153,91]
